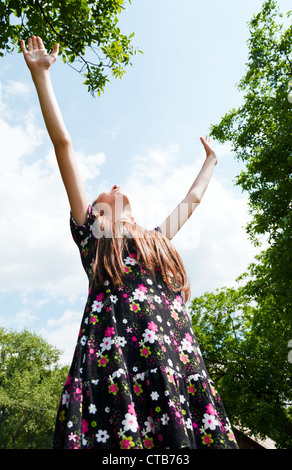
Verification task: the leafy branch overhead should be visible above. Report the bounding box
[0,0,140,95]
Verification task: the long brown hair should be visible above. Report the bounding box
[91,213,191,302]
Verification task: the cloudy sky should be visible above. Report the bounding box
[1,0,290,365]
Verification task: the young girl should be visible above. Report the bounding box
[21,36,238,450]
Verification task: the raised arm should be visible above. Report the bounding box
[159,136,217,240]
[20,36,89,225]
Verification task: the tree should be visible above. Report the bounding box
[0,0,138,95]
[0,327,69,449]
[189,286,292,449]
[210,0,292,320]
[196,0,292,448]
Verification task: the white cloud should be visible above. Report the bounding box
[0,81,104,302]
[3,80,31,100]
[41,309,82,365]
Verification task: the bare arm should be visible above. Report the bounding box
[20,36,89,225]
[159,136,217,240]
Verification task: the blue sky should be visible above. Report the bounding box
[0,0,291,364]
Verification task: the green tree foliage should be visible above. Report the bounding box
[0,0,138,95]
[0,327,69,449]
[188,0,292,448]
[210,0,292,320]
[190,286,292,448]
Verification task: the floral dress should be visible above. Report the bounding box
[52,205,238,449]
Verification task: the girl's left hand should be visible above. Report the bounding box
[200,135,217,165]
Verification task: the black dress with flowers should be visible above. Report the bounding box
[52,205,238,449]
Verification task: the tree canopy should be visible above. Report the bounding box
[0,0,138,95]
[190,286,292,449]
[188,0,292,448]
[0,327,69,449]
[210,0,292,321]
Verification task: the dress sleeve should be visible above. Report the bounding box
[70,205,97,277]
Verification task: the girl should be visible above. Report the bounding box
[20,36,238,449]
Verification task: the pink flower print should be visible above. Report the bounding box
[206,403,216,416]
[188,384,196,395]
[105,326,115,337]
[120,436,134,449]
[140,346,151,358]
[138,284,147,293]
[143,437,154,449]
[90,314,98,325]
[202,434,214,446]
[171,311,179,321]
[68,432,77,442]
[96,293,104,301]
[134,383,143,396]
[98,355,109,367]
[176,295,183,304]
[148,321,158,332]
[185,332,193,343]
[128,402,136,416]
[109,383,119,395]
[82,419,89,433]
[65,373,72,387]
[130,302,140,313]
[74,387,82,401]
[180,352,189,364]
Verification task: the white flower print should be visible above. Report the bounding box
[181,338,193,353]
[164,335,171,345]
[150,391,159,401]
[161,413,169,425]
[62,390,70,408]
[110,294,118,303]
[100,336,114,351]
[89,403,97,414]
[156,315,162,323]
[146,278,153,285]
[179,394,186,404]
[202,413,219,430]
[185,418,193,430]
[142,328,158,344]
[80,237,89,248]
[144,416,155,433]
[96,429,110,443]
[80,335,87,346]
[133,288,147,301]
[92,300,103,313]
[172,299,182,312]
[153,295,162,303]
[67,421,73,428]
[122,413,139,433]
[116,336,127,347]
[124,256,136,265]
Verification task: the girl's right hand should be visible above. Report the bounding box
[20,36,59,74]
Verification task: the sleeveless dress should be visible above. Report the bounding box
[52,205,238,449]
